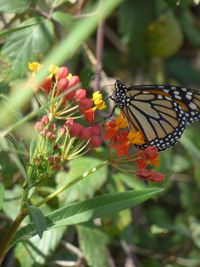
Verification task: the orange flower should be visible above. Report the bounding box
[137,146,160,169]
[127,131,145,145]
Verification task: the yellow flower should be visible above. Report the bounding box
[128,131,145,145]
[49,64,59,75]
[28,62,42,72]
[67,73,72,80]
[92,91,103,102]
[115,113,128,129]
[92,91,107,110]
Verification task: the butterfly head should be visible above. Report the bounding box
[112,80,130,108]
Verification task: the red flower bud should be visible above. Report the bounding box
[91,136,102,147]
[90,125,101,136]
[84,109,95,122]
[58,127,66,136]
[68,75,80,88]
[79,98,93,112]
[57,78,69,91]
[136,169,152,179]
[56,66,69,80]
[149,171,165,182]
[65,118,74,126]
[136,169,164,182]
[80,127,91,140]
[75,89,86,101]
[49,123,57,131]
[35,121,44,131]
[64,91,76,101]
[41,77,53,94]
[69,123,84,137]
[41,115,49,125]
[143,146,158,160]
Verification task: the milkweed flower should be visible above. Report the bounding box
[103,112,164,183]
[29,63,105,185]
[28,61,42,72]
[136,169,164,182]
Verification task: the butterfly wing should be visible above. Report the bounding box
[121,88,187,151]
[134,85,200,125]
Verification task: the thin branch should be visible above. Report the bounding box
[94,0,105,91]
[105,24,126,53]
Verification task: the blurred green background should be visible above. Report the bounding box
[1,0,200,266]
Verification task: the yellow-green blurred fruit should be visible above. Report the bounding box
[146,11,184,58]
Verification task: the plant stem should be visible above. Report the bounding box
[94,0,104,91]
[0,210,27,264]
[35,160,109,208]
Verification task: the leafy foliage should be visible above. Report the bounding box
[0,0,200,266]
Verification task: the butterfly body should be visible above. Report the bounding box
[112,80,200,151]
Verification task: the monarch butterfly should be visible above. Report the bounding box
[110,80,200,151]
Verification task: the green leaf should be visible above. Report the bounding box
[180,135,200,162]
[56,157,108,203]
[166,57,200,86]
[189,217,200,249]
[78,224,109,267]
[114,172,146,190]
[0,23,37,38]
[51,0,77,8]
[3,186,22,219]
[164,0,193,7]
[0,0,31,13]
[14,227,66,266]
[178,10,200,47]
[0,183,4,209]
[27,205,47,238]
[13,188,163,244]
[52,11,74,26]
[2,18,54,76]
[119,0,155,62]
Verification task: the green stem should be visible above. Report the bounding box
[0,210,27,264]
[35,160,109,207]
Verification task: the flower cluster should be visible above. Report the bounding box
[28,62,105,183]
[104,113,145,156]
[29,62,106,123]
[103,113,164,182]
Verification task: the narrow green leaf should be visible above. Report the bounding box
[13,188,163,244]
[0,0,31,13]
[27,205,47,238]
[0,183,4,210]
[78,224,109,267]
